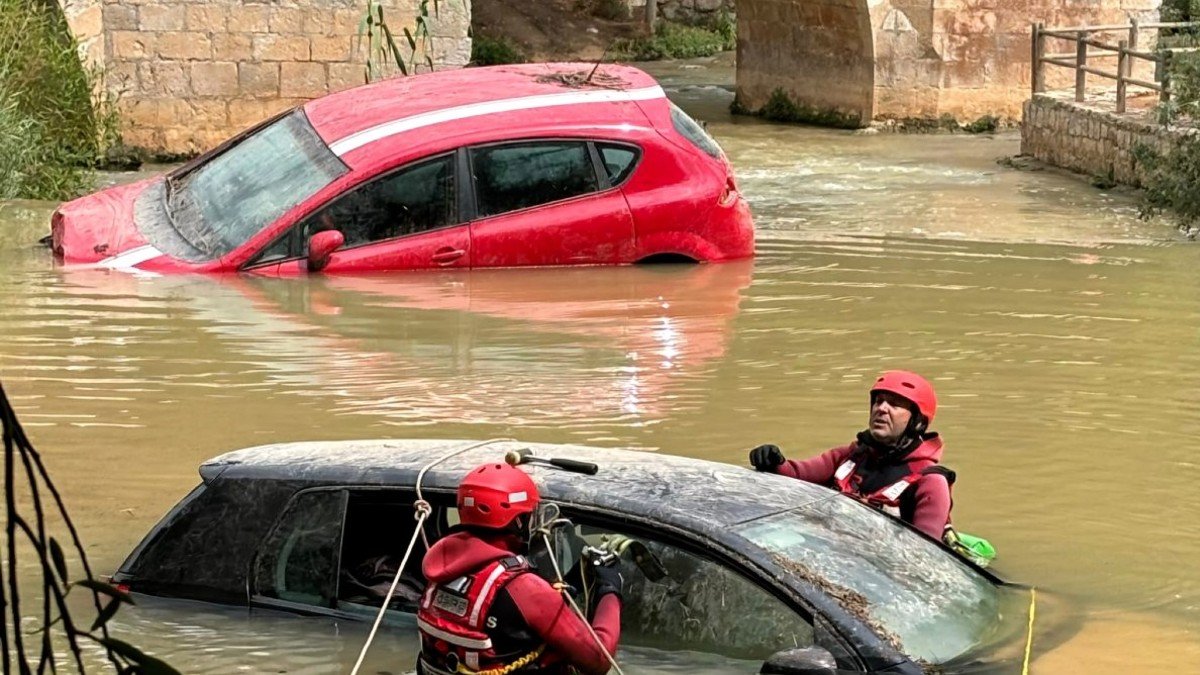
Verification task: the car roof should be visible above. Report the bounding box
[303,63,666,160]
[200,439,834,532]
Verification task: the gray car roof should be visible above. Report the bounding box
[201,438,836,530]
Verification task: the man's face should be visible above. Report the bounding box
[869,391,915,444]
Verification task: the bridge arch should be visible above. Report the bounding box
[734,0,1162,126]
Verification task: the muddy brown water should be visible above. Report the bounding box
[1,57,1198,673]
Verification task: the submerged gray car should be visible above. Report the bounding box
[112,439,1041,674]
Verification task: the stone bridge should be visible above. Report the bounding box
[56,0,1159,154]
[735,0,1160,127]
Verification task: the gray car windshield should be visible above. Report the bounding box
[737,494,1005,664]
[166,109,347,259]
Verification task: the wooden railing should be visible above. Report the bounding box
[1031,20,1200,113]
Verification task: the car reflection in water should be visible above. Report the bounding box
[55,260,753,432]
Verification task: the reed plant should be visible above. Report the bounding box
[0,0,122,201]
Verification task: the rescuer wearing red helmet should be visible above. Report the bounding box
[748,370,954,539]
[416,462,622,675]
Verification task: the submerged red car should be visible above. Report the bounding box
[50,63,754,275]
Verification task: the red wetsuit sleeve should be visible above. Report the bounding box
[910,473,952,539]
[775,444,854,485]
[504,573,621,675]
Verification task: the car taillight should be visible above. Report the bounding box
[103,577,131,596]
[719,175,739,206]
[50,209,64,257]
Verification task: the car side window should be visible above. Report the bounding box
[336,489,451,616]
[597,143,639,185]
[471,141,599,218]
[302,153,457,249]
[253,489,347,608]
[553,520,815,660]
[669,102,723,159]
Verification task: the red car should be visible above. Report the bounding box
[50,63,754,275]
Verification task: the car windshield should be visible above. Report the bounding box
[737,495,1009,664]
[166,109,347,259]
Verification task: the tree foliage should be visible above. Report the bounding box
[2,381,179,674]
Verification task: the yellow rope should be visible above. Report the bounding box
[456,646,546,675]
[1021,587,1037,675]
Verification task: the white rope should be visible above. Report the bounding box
[349,438,516,675]
[532,503,625,675]
[538,531,625,675]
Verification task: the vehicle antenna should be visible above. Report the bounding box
[585,41,614,84]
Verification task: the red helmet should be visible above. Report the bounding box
[870,370,937,423]
[457,462,540,529]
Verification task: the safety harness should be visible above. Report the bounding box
[832,448,956,521]
[418,555,552,675]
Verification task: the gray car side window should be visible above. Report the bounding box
[597,143,640,186]
[301,153,458,249]
[563,521,816,660]
[253,489,348,608]
[246,153,458,266]
[470,141,600,218]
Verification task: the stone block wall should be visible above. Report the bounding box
[62,0,105,69]
[1020,91,1187,187]
[736,0,875,126]
[657,0,735,24]
[88,0,469,155]
[873,0,1161,121]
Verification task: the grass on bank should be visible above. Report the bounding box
[470,34,526,65]
[612,15,735,61]
[0,0,120,201]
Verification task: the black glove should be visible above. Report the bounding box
[749,444,785,471]
[589,561,623,601]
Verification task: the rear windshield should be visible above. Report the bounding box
[737,495,1012,663]
[668,102,723,159]
[165,110,347,260]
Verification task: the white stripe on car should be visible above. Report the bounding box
[329,85,666,157]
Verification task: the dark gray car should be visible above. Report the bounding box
[113,439,1041,674]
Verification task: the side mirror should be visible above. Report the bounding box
[760,647,837,675]
[306,230,344,272]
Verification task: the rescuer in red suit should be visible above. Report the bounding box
[749,370,955,540]
[416,462,622,675]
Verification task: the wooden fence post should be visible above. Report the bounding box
[645,0,657,34]
[1129,17,1139,51]
[1160,49,1173,105]
[1075,30,1088,101]
[1031,23,1045,94]
[1117,39,1128,113]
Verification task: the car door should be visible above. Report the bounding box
[243,152,469,274]
[468,140,636,267]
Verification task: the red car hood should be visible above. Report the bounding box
[52,178,156,263]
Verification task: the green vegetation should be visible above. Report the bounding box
[731,88,863,129]
[1134,136,1200,229]
[0,0,120,201]
[963,114,1000,134]
[470,34,526,66]
[3,381,181,673]
[612,15,735,61]
[358,0,440,79]
[1130,2,1200,229]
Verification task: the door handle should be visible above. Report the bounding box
[431,247,465,264]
